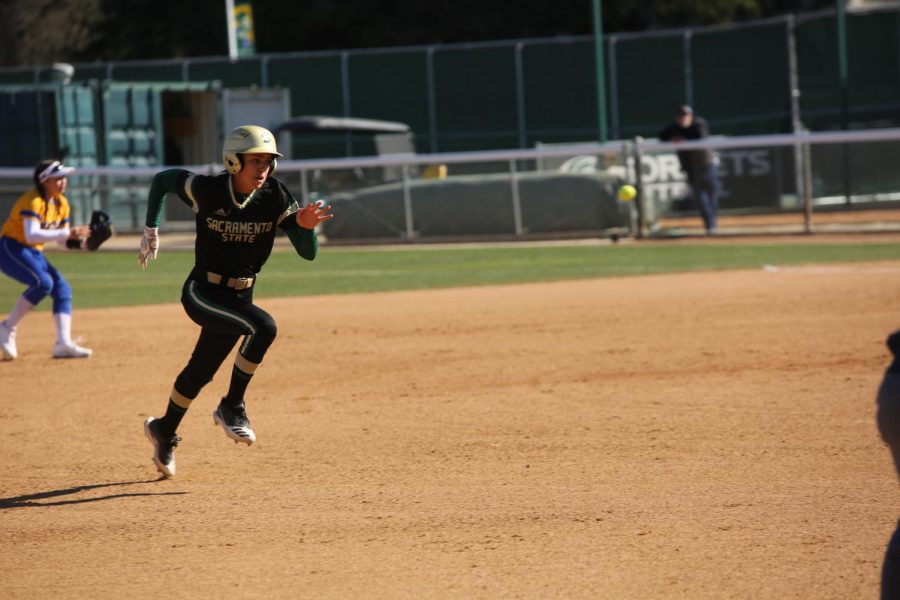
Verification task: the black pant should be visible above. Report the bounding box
[173,274,277,398]
[878,367,900,600]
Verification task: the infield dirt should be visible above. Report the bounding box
[1,249,898,598]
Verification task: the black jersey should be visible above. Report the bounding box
[658,116,716,177]
[174,172,299,278]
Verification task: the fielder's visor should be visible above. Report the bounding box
[38,161,75,183]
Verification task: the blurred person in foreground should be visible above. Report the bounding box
[878,329,900,599]
[0,159,93,360]
[658,104,721,235]
[138,124,333,479]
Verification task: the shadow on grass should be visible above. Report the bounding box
[0,479,187,508]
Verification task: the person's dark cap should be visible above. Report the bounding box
[676,105,693,116]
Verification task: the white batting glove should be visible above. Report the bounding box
[138,226,159,270]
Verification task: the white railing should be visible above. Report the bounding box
[1,128,899,240]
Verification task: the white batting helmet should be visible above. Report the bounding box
[222,125,283,174]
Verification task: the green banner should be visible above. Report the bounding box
[234,1,256,57]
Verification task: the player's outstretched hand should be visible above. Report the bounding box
[70,225,91,240]
[138,226,159,270]
[296,200,334,230]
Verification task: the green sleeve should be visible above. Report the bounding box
[282,219,319,261]
[145,169,190,228]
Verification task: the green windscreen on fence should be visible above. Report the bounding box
[522,40,598,146]
[0,70,40,85]
[845,12,900,116]
[612,34,686,139]
[348,50,432,152]
[72,65,108,83]
[268,54,345,158]
[2,9,900,158]
[432,46,519,152]
[692,23,792,136]
[187,59,260,88]
[797,11,900,132]
[0,90,49,165]
[110,63,186,83]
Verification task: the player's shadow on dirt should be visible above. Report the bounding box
[0,480,187,508]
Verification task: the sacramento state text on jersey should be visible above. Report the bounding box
[206,218,274,242]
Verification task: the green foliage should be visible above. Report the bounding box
[2,0,837,67]
[0,0,103,67]
[642,0,763,25]
[1,242,897,311]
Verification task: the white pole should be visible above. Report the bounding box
[402,166,415,240]
[510,159,524,236]
[225,0,237,60]
[787,15,805,215]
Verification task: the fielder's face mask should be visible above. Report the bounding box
[38,161,76,183]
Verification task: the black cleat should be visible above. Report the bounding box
[143,417,181,478]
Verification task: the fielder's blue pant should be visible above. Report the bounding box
[878,341,900,600]
[688,164,720,233]
[0,236,72,314]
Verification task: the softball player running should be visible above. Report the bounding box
[0,159,93,360]
[878,329,900,599]
[140,125,333,478]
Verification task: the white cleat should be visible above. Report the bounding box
[0,321,16,361]
[212,401,257,445]
[52,341,93,359]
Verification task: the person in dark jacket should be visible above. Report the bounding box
[659,105,720,234]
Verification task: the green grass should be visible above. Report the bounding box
[2,241,898,310]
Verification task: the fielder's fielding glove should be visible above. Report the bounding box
[86,210,113,250]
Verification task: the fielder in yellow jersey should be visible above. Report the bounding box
[0,159,93,360]
[1,187,72,249]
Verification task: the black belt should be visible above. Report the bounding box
[204,271,255,290]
